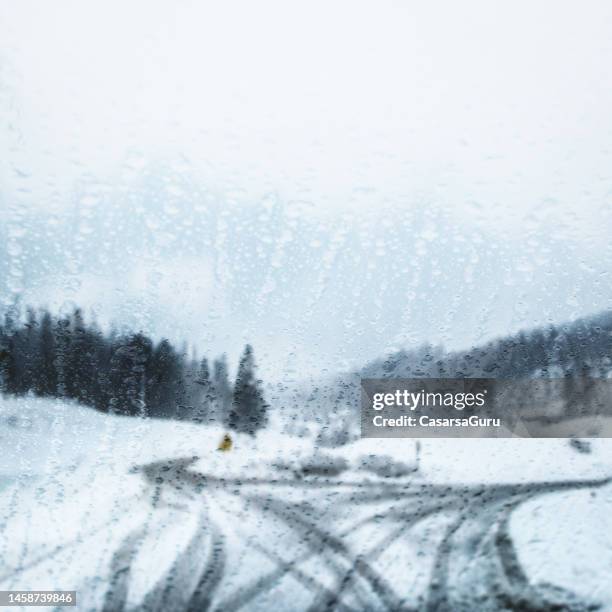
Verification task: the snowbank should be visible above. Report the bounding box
[1,396,611,610]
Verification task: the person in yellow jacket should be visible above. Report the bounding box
[218,433,233,452]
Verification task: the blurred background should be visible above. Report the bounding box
[2,0,612,381]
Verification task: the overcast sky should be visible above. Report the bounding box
[1,1,612,379]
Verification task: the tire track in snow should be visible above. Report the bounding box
[425,479,609,611]
[77,458,612,611]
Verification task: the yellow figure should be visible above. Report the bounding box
[218,433,233,452]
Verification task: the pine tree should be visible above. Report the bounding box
[173,343,188,419]
[229,345,268,436]
[22,308,40,393]
[194,357,213,424]
[66,309,99,404]
[93,327,114,411]
[109,333,152,415]
[131,333,152,417]
[213,355,232,427]
[0,311,15,393]
[1,304,23,395]
[53,314,71,398]
[147,339,182,418]
[36,311,57,396]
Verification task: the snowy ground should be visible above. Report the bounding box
[1,396,611,611]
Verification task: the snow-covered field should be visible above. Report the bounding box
[1,395,611,611]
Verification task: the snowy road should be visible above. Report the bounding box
[115,457,608,611]
[1,398,612,611]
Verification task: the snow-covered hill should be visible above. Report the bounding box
[1,396,611,610]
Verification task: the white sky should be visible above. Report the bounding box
[1,1,611,225]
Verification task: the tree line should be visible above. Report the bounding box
[0,306,268,435]
[372,312,612,381]
[309,309,612,446]
[358,309,612,423]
